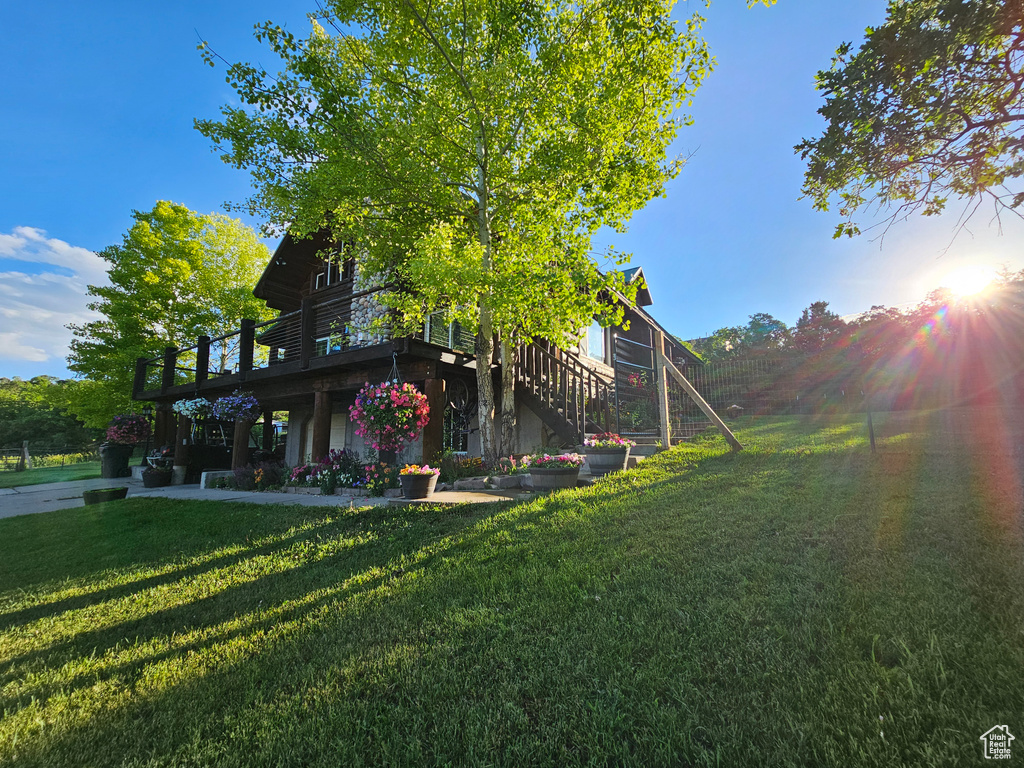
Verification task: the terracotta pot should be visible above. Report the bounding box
[400,473,438,499]
[585,447,630,476]
[99,444,134,478]
[529,466,580,490]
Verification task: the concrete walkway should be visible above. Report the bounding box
[0,476,526,520]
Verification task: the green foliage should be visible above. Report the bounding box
[66,201,272,428]
[0,377,97,449]
[195,0,771,459]
[798,0,1024,237]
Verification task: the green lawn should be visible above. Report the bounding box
[1,412,1021,766]
[0,461,102,488]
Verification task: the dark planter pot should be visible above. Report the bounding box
[400,473,438,500]
[529,466,581,490]
[83,487,129,505]
[142,470,172,488]
[99,444,134,478]
[585,447,631,476]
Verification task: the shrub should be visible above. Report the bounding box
[105,414,150,445]
[233,461,285,491]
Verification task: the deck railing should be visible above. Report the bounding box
[133,285,408,397]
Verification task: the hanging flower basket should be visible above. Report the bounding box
[210,391,261,422]
[173,398,212,419]
[349,380,430,453]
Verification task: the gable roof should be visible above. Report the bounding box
[253,229,338,312]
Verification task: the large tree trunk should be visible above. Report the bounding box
[475,315,499,466]
[474,137,500,465]
[499,338,517,457]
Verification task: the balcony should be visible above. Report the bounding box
[132,286,476,405]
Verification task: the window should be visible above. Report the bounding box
[315,333,347,357]
[313,250,354,291]
[586,321,606,362]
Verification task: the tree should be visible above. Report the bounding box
[798,0,1024,238]
[196,0,771,462]
[0,377,97,449]
[66,202,272,428]
[793,300,844,354]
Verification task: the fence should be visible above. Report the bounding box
[0,446,99,472]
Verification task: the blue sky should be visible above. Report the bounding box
[2,0,1022,380]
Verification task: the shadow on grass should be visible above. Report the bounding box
[4,419,1023,767]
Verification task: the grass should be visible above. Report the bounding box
[0,461,101,488]
[1,410,1022,766]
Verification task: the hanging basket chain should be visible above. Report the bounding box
[387,351,402,385]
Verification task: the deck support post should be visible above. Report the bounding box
[172,415,191,485]
[232,419,252,470]
[422,378,446,462]
[262,410,274,452]
[311,390,332,462]
[196,336,211,386]
[653,331,672,448]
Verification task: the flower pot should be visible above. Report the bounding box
[83,487,129,505]
[529,467,581,490]
[99,444,134,478]
[585,447,631,476]
[400,473,438,500]
[142,469,172,488]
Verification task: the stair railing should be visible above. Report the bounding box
[514,342,615,440]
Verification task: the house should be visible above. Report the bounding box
[132,233,709,478]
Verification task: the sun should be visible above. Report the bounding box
[940,265,996,298]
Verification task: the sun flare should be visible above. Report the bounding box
[940,265,996,298]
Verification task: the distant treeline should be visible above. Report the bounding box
[0,377,99,450]
[684,272,1024,414]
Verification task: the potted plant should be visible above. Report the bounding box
[399,464,440,499]
[99,414,150,478]
[349,380,430,454]
[582,432,636,476]
[141,465,173,488]
[172,397,213,441]
[528,452,585,490]
[210,391,261,422]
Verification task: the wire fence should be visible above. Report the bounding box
[0,446,100,472]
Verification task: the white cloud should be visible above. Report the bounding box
[0,228,108,374]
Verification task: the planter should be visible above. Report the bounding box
[83,487,129,505]
[142,470,172,488]
[585,447,631,476]
[529,467,581,490]
[400,473,438,500]
[99,444,134,479]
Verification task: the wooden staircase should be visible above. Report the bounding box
[514,343,615,445]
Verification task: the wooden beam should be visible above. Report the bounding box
[196,336,211,385]
[161,346,177,393]
[422,377,446,463]
[262,410,274,452]
[311,390,332,462]
[238,320,256,381]
[300,297,314,369]
[663,357,743,452]
[653,330,672,449]
[133,358,148,399]
[232,419,251,470]
[172,414,191,484]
